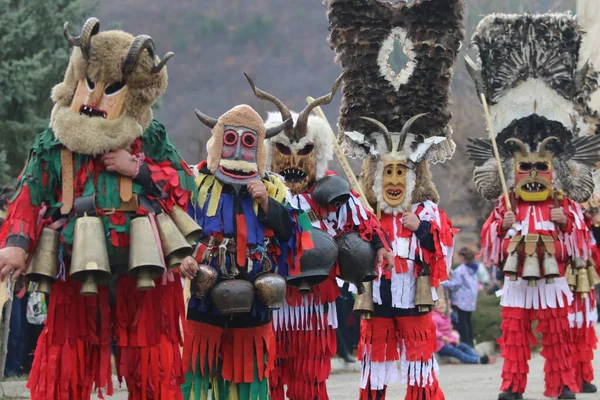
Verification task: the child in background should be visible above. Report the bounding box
[432,299,491,364]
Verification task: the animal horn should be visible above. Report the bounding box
[265,118,293,139]
[397,113,428,151]
[244,73,292,134]
[360,117,392,153]
[122,35,173,77]
[194,109,218,129]
[295,73,344,140]
[538,136,559,157]
[63,18,100,60]
[505,138,529,156]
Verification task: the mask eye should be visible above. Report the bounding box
[298,144,314,155]
[223,131,238,146]
[534,162,549,172]
[397,169,403,176]
[385,168,393,175]
[276,143,291,155]
[519,162,533,172]
[105,81,125,95]
[85,76,96,91]
[242,132,256,148]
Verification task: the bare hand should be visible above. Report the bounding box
[247,180,269,212]
[0,247,28,282]
[592,213,600,226]
[101,149,137,177]
[401,212,420,232]
[502,211,516,231]
[441,336,450,344]
[550,208,568,227]
[180,256,199,279]
[377,247,396,272]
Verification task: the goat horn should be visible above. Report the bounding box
[360,117,392,153]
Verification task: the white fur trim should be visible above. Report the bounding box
[377,27,418,91]
[272,297,338,332]
[500,276,573,309]
[490,78,588,136]
[265,111,334,180]
[408,136,446,163]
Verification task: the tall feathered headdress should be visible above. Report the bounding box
[466,13,600,203]
[326,0,464,163]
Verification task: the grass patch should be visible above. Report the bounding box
[472,292,502,345]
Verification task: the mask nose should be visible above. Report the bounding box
[233,140,243,160]
[87,82,105,107]
[530,170,538,177]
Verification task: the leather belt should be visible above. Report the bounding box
[73,194,140,217]
[199,237,237,253]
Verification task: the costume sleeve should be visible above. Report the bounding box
[417,202,454,287]
[560,198,590,260]
[140,120,197,211]
[480,197,507,266]
[258,197,293,242]
[1,130,60,253]
[414,221,435,252]
[592,226,600,247]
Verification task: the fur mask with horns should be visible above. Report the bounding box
[345,114,445,216]
[195,105,291,187]
[51,18,173,155]
[466,13,600,203]
[245,74,342,194]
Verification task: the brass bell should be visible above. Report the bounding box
[170,205,203,243]
[167,253,185,269]
[587,264,600,287]
[211,279,255,314]
[503,252,520,281]
[129,216,166,290]
[522,254,541,287]
[190,264,218,299]
[542,252,560,284]
[254,272,286,310]
[70,215,111,296]
[415,265,435,313]
[566,263,578,290]
[156,213,193,268]
[573,256,587,270]
[576,266,591,298]
[353,281,374,320]
[27,228,59,294]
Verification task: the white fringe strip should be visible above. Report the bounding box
[272,298,338,332]
[499,276,573,309]
[568,295,598,329]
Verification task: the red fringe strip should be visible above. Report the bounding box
[537,306,578,398]
[285,274,339,307]
[399,314,436,363]
[359,379,444,400]
[183,320,275,384]
[569,294,598,391]
[359,317,398,363]
[359,383,388,400]
[27,281,113,400]
[498,307,536,394]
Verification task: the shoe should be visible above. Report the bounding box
[498,390,523,400]
[341,354,356,363]
[582,381,597,393]
[558,386,576,399]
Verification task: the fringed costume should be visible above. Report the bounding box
[0,18,195,399]
[466,13,600,400]
[182,104,310,400]
[326,1,464,399]
[250,77,390,400]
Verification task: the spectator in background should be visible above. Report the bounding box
[432,299,491,364]
[335,280,357,363]
[443,247,480,347]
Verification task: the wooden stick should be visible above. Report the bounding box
[480,93,512,211]
[306,97,374,213]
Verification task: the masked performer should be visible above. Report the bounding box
[326,1,463,399]
[242,75,393,400]
[466,13,600,400]
[179,101,317,400]
[0,18,197,400]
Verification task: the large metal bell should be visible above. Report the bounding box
[288,228,338,293]
[522,254,541,287]
[211,279,255,314]
[576,266,591,298]
[587,264,600,287]
[27,228,59,294]
[542,252,560,284]
[156,213,193,268]
[573,256,587,270]
[502,252,519,281]
[415,274,435,313]
[566,263,578,290]
[191,264,219,299]
[336,231,377,292]
[70,215,111,296]
[129,216,166,290]
[254,272,286,310]
[170,205,203,244]
[353,281,374,319]
[312,175,351,208]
